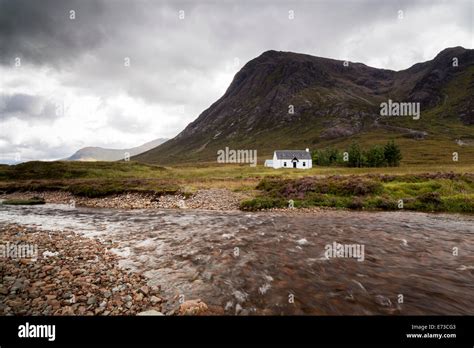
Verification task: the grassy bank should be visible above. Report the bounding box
[240,173,474,213]
[2,197,46,205]
[0,161,473,213]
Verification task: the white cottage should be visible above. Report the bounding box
[265,149,312,169]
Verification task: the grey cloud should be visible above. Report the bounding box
[3,0,470,106]
[0,1,428,98]
[0,0,106,67]
[0,0,472,162]
[105,107,149,134]
[0,136,75,162]
[0,93,60,121]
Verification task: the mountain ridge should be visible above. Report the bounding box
[133,47,474,165]
[65,138,168,161]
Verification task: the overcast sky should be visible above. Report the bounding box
[0,0,472,163]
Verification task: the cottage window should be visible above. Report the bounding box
[303,162,306,167]
[284,162,287,167]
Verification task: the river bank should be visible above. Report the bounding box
[0,189,253,211]
[1,172,473,214]
[0,189,322,213]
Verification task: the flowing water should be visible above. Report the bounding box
[1,203,473,315]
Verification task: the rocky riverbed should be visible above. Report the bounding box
[0,224,165,316]
[0,223,215,316]
[0,188,252,211]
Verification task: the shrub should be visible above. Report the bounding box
[348,197,364,210]
[347,142,365,167]
[313,141,402,168]
[312,148,343,166]
[265,176,383,198]
[365,145,387,167]
[256,178,284,192]
[441,195,474,213]
[240,197,287,211]
[417,192,442,205]
[384,140,402,167]
[374,197,398,210]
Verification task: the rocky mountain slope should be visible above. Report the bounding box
[134,47,474,165]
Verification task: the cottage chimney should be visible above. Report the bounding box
[305,148,309,152]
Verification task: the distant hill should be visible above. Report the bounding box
[65,138,168,161]
[133,47,474,165]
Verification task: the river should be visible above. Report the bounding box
[1,203,473,315]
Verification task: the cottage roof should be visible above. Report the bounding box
[274,150,311,160]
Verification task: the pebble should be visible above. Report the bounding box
[0,224,165,316]
[139,286,150,295]
[150,296,162,304]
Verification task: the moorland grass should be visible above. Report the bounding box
[240,173,474,213]
[1,161,473,212]
[2,197,45,205]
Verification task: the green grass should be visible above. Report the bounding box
[2,197,45,205]
[0,161,167,180]
[240,173,474,213]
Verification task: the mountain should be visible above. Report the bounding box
[133,47,474,165]
[65,138,168,161]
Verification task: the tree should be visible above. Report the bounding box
[365,145,386,167]
[327,147,340,165]
[384,140,402,167]
[311,150,318,164]
[313,148,343,166]
[347,142,364,167]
